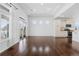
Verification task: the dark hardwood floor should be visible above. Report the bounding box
[0,36,79,56]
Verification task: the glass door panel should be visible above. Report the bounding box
[0,14,9,40]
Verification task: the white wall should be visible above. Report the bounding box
[28,16,67,37]
[28,16,55,36]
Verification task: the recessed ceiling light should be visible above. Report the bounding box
[33,9,36,12]
[40,3,44,6]
[31,9,36,12]
[47,8,51,11]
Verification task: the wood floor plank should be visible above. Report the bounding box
[0,36,79,56]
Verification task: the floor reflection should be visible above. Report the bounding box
[39,46,43,52]
[44,46,50,52]
[31,46,50,53]
[19,38,27,53]
[32,46,37,52]
[1,37,79,56]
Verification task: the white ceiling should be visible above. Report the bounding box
[61,3,79,18]
[17,3,75,17]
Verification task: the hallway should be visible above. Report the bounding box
[0,36,79,56]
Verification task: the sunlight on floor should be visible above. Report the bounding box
[19,38,27,53]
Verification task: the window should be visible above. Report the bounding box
[0,15,9,40]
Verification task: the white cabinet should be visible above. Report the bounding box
[55,20,67,37]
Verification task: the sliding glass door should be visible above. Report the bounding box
[0,14,9,40]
